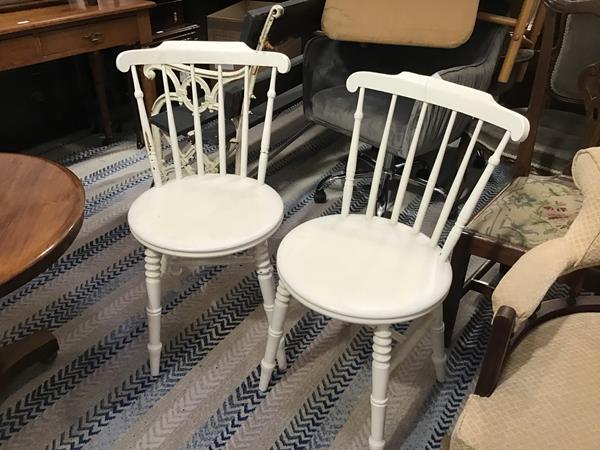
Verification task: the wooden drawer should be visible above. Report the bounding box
[0,35,40,70]
[40,16,139,57]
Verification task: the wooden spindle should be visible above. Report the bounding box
[240,65,250,177]
[161,66,183,179]
[257,68,277,184]
[413,110,457,234]
[341,87,366,216]
[431,119,483,246]
[440,131,511,260]
[366,95,397,218]
[390,103,429,222]
[217,65,227,175]
[130,67,162,187]
[189,64,204,175]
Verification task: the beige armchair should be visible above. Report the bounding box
[449,146,600,449]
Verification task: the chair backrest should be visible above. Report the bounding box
[116,41,291,187]
[550,13,600,102]
[342,71,529,260]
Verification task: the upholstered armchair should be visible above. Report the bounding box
[449,146,600,449]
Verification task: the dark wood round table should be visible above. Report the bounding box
[0,153,84,386]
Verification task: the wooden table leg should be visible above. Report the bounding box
[88,50,114,144]
[0,331,58,388]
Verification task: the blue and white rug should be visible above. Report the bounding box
[0,116,510,450]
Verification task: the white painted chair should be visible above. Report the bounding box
[116,41,291,376]
[259,71,529,450]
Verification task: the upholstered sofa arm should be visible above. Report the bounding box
[492,238,574,327]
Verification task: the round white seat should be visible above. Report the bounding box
[276,214,453,324]
[128,174,284,257]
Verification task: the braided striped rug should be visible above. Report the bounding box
[0,114,511,450]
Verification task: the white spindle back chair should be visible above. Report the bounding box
[259,71,528,450]
[116,41,291,376]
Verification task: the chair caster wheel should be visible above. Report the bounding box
[314,190,327,203]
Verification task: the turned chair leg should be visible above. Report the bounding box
[369,325,392,450]
[255,242,287,370]
[443,234,471,345]
[145,248,162,376]
[432,304,447,382]
[259,281,291,391]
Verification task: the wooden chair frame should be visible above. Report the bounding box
[443,2,600,344]
[478,0,546,84]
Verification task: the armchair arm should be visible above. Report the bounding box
[579,60,600,147]
[240,0,325,48]
[492,238,574,327]
[474,305,516,397]
[476,237,575,397]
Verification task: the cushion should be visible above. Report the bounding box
[321,0,479,47]
[467,175,583,250]
[551,14,600,101]
[451,313,600,450]
[471,108,586,174]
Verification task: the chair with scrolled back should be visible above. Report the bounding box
[116,41,290,376]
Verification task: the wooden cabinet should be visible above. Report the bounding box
[149,0,241,42]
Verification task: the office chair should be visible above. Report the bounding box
[243,0,510,214]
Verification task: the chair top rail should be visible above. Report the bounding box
[346,71,529,142]
[117,41,291,74]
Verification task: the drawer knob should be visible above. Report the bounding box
[83,32,104,44]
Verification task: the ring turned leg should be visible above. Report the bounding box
[369,325,392,450]
[145,248,162,376]
[255,242,287,370]
[259,281,291,391]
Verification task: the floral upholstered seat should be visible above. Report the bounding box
[466,175,583,250]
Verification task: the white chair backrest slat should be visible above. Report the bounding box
[257,67,278,184]
[342,71,529,260]
[217,65,227,175]
[430,119,483,245]
[116,41,291,184]
[161,66,183,180]
[341,87,366,216]
[130,66,163,187]
[413,110,457,234]
[366,95,397,218]
[390,102,429,222]
[440,130,511,260]
[240,65,251,177]
[189,64,204,175]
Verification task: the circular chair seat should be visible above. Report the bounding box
[276,214,453,324]
[128,174,284,257]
